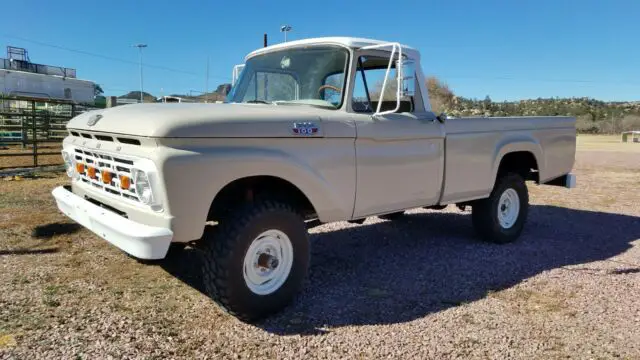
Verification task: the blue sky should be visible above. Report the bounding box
[1,0,638,101]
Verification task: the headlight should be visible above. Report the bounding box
[62,151,74,178]
[132,169,154,205]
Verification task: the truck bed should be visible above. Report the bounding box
[439,116,576,204]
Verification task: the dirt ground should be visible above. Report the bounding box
[0,135,638,359]
[0,144,62,170]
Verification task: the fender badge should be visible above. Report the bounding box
[87,114,103,126]
[292,122,319,136]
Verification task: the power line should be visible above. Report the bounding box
[0,34,231,81]
[4,34,636,89]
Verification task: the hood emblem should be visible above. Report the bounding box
[292,122,319,136]
[87,114,103,126]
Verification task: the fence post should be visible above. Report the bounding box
[21,115,26,150]
[32,100,37,167]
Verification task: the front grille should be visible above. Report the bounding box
[73,147,140,202]
[68,131,141,146]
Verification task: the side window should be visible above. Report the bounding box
[352,69,372,112]
[241,72,298,102]
[351,56,414,113]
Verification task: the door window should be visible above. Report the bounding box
[351,56,414,113]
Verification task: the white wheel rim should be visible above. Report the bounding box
[242,229,294,295]
[497,188,520,229]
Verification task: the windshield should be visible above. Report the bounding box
[226,46,349,109]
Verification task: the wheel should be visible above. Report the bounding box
[200,200,310,322]
[379,211,405,221]
[471,172,529,244]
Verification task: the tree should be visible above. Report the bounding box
[94,84,104,96]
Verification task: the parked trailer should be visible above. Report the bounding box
[0,69,96,104]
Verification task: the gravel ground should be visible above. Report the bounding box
[1,136,639,359]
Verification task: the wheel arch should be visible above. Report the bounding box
[207,175,318,222]
[491,138,543,186]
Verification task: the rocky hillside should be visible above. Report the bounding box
[426,77,640,134]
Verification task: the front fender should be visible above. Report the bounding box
[156,143,354,241]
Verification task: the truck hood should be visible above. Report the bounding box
[67,103,329,138]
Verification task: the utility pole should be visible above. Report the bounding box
[280,25,292,42]
[205,56,210,103]
[133,43,147,103]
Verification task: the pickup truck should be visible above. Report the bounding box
[52,37,577,322]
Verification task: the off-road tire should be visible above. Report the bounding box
[471,172,529,244]
[379,211,406,221]
[200,200,310,322]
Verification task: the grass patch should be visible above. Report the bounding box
[489,287,576,315]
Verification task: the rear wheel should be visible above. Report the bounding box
[200,200,310,322]
[471,173,529,244]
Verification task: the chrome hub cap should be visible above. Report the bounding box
[243,229,293,295]
[497,188,520,229]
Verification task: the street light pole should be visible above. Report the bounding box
[280,25,292,42]
[133,44,147,103]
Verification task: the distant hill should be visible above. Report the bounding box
[194,84,232,102]
[116,83,232,103]
[118,91,156,103]
[426,76,640,134]
[113,80,639,134]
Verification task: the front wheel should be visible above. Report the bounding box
[200,200,310,322]
[471,173,529,244]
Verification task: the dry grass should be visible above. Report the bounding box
[0,144,63,169]
[0,135,638,359]
[577,134,640,152]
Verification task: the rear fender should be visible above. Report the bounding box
[490,136,544,187]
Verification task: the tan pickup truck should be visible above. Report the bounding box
[52,37,577,322]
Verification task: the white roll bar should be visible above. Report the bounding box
[360,42,403,116]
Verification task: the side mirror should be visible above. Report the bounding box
[397,59,416,97]
[436,112,447,123]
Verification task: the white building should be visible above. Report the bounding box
[0,46,96,104]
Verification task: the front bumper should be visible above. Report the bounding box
[52,186,173,260]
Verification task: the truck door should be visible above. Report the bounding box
[350,53,445,218]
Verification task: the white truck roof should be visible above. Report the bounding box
[245,36,420,60]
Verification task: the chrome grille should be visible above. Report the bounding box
[73,147,139,202]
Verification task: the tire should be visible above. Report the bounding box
[471,172,529,244]
[379,211,405,221]
[200,200,310,322]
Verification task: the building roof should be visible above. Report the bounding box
[245,37,420,60]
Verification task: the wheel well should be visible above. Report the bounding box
[207,176,317,221]
[497,151,539,183]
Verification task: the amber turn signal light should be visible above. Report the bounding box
[75,163,84,173]
[87,166,96,179]
[101,170,112,184]
[120,175,130,190]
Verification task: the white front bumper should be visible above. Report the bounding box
[52,186,173,260]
